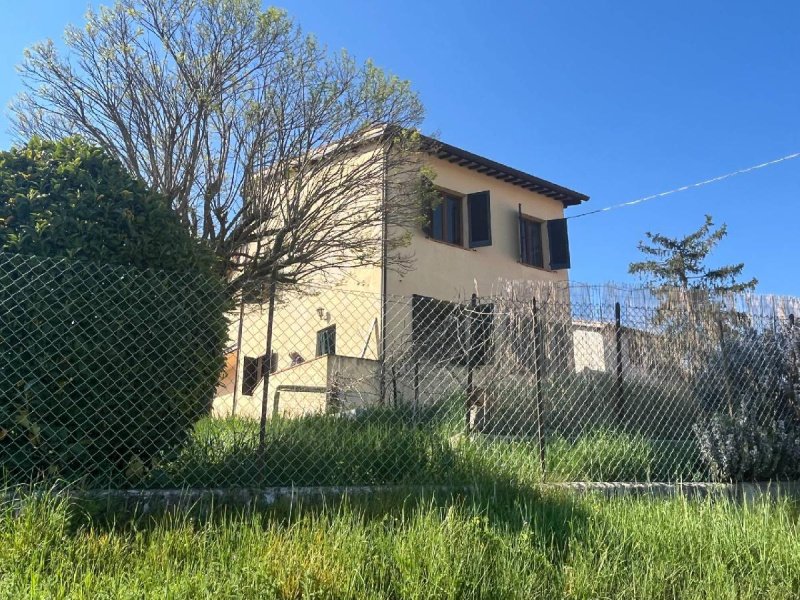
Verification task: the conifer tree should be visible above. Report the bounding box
[629,214,757,299]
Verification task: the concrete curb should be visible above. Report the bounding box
[542,481,800,501]
[5,481,800,515]
[3,485,472,515]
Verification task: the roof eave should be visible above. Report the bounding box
[421,137,589,207]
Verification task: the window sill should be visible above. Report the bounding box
[518,261,562,274]
[424,236,476,252]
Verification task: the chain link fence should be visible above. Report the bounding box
[3,252,800,489]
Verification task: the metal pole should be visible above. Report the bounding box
[533,298,546,478]
[230,294,246,417]
[614,302,625,425]
[391,364,398,409]
[413,359,420,424]
[465,293,477,432]
[378,146,389,405]
[258,278,277,452]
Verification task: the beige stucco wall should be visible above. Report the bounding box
[386,155,569,302]
[214,353,381,419]
[212,142,386,418]
[215,354,329,419]
[212,266,383,418]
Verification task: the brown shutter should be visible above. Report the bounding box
[547,218,571,270]
[467,191,492,248]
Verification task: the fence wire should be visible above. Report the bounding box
[3,252,800,489]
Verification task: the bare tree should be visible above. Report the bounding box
[12,0,428,294]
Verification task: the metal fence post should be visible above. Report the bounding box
[230,294,246,417]
[258,278,277,453]
[614,302,625,425]
[465,293,477,432]
[533,297,546,478]
[413,358,420,424]
[391,364,398,409]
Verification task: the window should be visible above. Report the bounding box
[519,216,544,268]
[429,192,463,245]
[424,189,493,249]
[316,325,336,356]
[242,355,264,396]
[518,207,571,270]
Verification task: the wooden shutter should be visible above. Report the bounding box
[467,191,492,248]
[315,330,324,356]
[547,218,571,270]
[518,204,525,263]
[242,356,259,395]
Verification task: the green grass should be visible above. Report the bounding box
[145,412,702,488]
[153,414,459,488]
[2,486,799,598]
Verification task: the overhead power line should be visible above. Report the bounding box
[568,151,800,220]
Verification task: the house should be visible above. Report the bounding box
[573,317,693,380]
[212,137,589,418]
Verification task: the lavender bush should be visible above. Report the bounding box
[692,311,800,481]
[694,405,800,481]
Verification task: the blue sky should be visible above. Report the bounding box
[2,1,799,294]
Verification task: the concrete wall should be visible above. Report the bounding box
[214,351,382,419]
[571,322,669,379]
[328,355,382,408]
[573,328,607,373]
